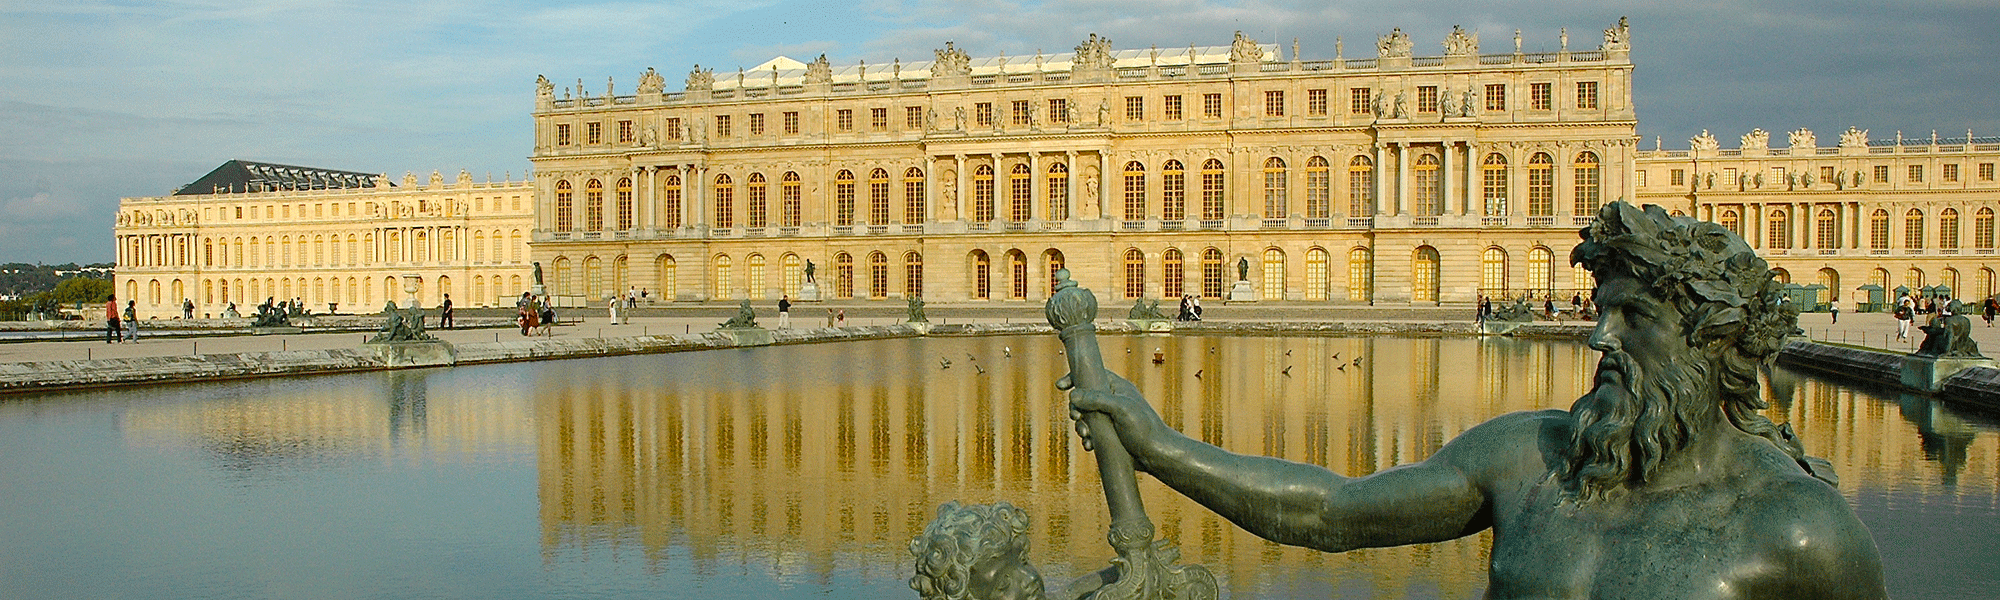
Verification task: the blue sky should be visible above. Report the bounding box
[2,0,1996,264]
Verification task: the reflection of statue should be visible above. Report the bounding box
[803,259,816,283]
[1916,301,1984,358]
[906,295,928,323]
[1127,298,1169,321]
[1066,202,1885,599]
[1235,257,1249,282]
[719,299,759,329]
[532,262,545,287]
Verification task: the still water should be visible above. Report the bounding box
[0,335,1994,599]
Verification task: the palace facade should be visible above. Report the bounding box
[1634,128,2000,305]
[113,162,536,319]
[528,22,1640,305]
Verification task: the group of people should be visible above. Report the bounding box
[1894,293,2000,340]
[103,296,136,343]
[516,292,557,336]
[1175,295,1203,322]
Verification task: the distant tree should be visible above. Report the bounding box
[50,278,113,304]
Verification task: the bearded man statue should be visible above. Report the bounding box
[1069,201,1886,599]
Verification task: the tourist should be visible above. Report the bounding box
[628,286,639,309]
[778,295,791,329]
[182,298,193,319]
[607,295,619,325]
[517,292,537,336]
[122,300,137,342]
[539,303,557,336]
[440,294,454,329]
[825,307,836,328]
[1189,296,1203,321]
[1985,296,1998,327]
[1829,297,1839,324]
[836,308,846,327]
[1895,294,1915,340]
[1476,294,1489,324]
[105,295,120,344]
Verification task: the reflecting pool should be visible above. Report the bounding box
[0,335,1994,599]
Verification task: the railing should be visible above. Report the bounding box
[1344,58,1377,69]
[1041,221,1065,231]
[1122,220,1146,230]
[1979,248,1995,255]
[1414,216,1439,226]
[1262,218,1288,228]
[1298,60,1336,71]
[1941,248,1959,254]
[1479,55,1513,65]
[1199,219,1224,229]
[1570,50,1606,61]
[1483,216,1511,226]
[582,231,602,240]
[970,222,989,231]
[1260,62,1292,72]
[902,225,924,234]
[1411,57,1444,67]
[1159,221,1182,231]
[710,228,732,237]
[550,231,572,241]
[1520,52,1558,64]
[1004,222,1028,232]
[1819,249,1838,255]
[1304,218,1330,228]
[1528,216,1555,227]
[833,225,853,235]
[743,227,765,237]
[1870,249,1889,255]
[869,225,889,235]
[779,227,799,236]
[1347,217,1374,228]
[1573,216,1597,226]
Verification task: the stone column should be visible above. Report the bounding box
[954,154,968,221]
[1371,144,1386,217]
[689,163,705,227]
[1395,143,1410,216]
[1064,150,1078,222]
[1441,140,1457,216]
[921,155,935,223]
[638,166,652,231]
[1028,152,1041,221]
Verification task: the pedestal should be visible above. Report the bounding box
[364,340,458,368]
[717,327,774,347]
[797,282,821,302]
[1227,280,1257,302]
[1480,320,1527,336]
[252,326,303,335]
[1126,319,1173,332]
[1902,355,1997,393]
[906,321,933,335]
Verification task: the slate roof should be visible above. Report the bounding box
[173,160,386,196]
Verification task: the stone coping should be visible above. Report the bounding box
[1776,340,2000,412]
[0,321,1584,395]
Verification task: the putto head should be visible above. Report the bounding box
[909,501,1045,600]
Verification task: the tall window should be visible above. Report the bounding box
[1416,86,1439,113]
[903,168,926,223]
[1482,154,1509,215]
[1414,154,1441,216]
[1122,161,1147,221]
[615,178,634,230]
[1528,247,1553,292]
[1905,209,1926,249]
[1348,156,1375,216]
[834,253,854,298]
[1977,208,1995,249]
[1816,209,1837,249]
[1348,247,1373,302]
[1573,152,1601,215]
[1350,88,1372,114]
[1767,209,1790,249]
[1162,95,1181,121]
[904,252,923,298]
[1049,99,1070,124]
[837,109,853,131]
[905,106,923,130]
[1200,159,1225,221]
[1262,158,1288,219]
[663,175,682,228]
[712,175,734,228]
[1941,208,1961,249]
[1200,248,1224,299]
[1202,93,1222,118]
[835,170,856,226]
[782,254,801,298]
[746,173,768,228]
[1162,160,1186,221]
[1869,210,1890,249]
[555,181,573,230]
[874,107,891,131]
[1305,157,1330,219]
[1123,249,1146,299]
[868,252,888,298]
[1163,249,1185,298]
[973,165,995,222]
[870,168,891,224]
[1527,153,1554,216]
[780,172,802,227]
[783,112,798,135]
[971,251,991,300]
[1045,163,1069,221]
[1009,164,1033,221]
[1305,248,1329,301]
[1009,252,1028,299]
[1720,210,1742,238]
[712,255,732,300]
[748,113,764,135]
[746,254,765,297]
[1261,249,1285,299]
[1413,247,1441,303]
[1481,247,1508,293]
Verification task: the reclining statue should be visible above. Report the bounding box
[1916,299,1985,359]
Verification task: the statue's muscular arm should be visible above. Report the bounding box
[1073,375,1561,553]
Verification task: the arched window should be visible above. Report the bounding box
[616,177,634,230]
[1719,209,1742,238]
[870,168,892,224]
[1414,154,1442,216]
[746,254,765,298]
[1200,159,1225,221]
[1572,152,1601,215]
[835,253,855,298]
[746,173,768,228]
[1940,208,1960,250]
[1123,248,1146,299]
[1045,251,1066,297]
[1482,153,1509,216]
[781,172,802,227]
[781,254,802,298]
[1009,164,1032,221]
[1906,268,1925,289]
[663,174,683,228]
[1942,267,1960,295]
[711,254,732,300]
[551,258,571,296]
[1771,268,1790,284]
[1161,160,1186,221]
[1528,247,1554,292]
[1008,250,1029,299]
[1123,161,1147,221]
[1304,157,1331,219]
[1527,153,1554,216]
[1767,209,1790,249]
[835,169,856,226]
[1261,248,1286,299]
[1163,248,1185,298]
[972,165,995,222]
[1481,247,1508,294]
[1348,156,1375,216]
[1978,208,1996,249]
[1980,268,1996,300]
[904,252,924,298]
[1817,268,1840,304]
[656,254,677,299]
[971,251,991,300]
[1305,247,1329,301]
[1348,247,1373,302]
[712,174,734,229]
[1263,157,1289,220]
[583,255,603,299]
[904,168,927,224]
[1816,209,1837,249]
[1905,209,1925,249]
[1200,248,1225,299]
[1872,268,1890,293]
[585,179,604,231]
[1413,246,1441,303]
[555,180,574,230]
[868,252,889,298]
[1045,163,1069,221]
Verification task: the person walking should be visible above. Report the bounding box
[1985,296,1997,327]
[1895,294,1915,340]
[182,298,194,319]
[517,292,537,336]
[439,294,455,329]
[607,295,620,325]
[836,308,846,327]
[105,295,121,344]
[778,295,792,329]
[1829,298,1839,324]
[122,300,138,343]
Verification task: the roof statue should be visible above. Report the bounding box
[1740,128,1770,151]
[1788,128,1817,150]
[1602,16,1632,51]
[1689,129,1719,153]
[1229,31,1263,64]
[1443,25,1478,56]
[933,42,971,79]
[635,67,665,95]
[685,65,715,91]
[1074,33,1115,71]
[1841,126,1870,149]
[535,75,554,100]
[805,54,832,85]
[1377,27,1412,58]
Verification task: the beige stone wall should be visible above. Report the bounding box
[114,174,536,320]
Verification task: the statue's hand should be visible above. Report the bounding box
[1067,372,1164,459]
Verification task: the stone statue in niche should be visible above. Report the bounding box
[954,106,967,131]
[1461,88,1478,117]
[1392,92,1407,118]
[1439,88,1458,117]
[1916,300,1984,359]
[1065,201,1887,599]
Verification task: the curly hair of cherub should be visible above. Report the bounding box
[908,501,1032,600]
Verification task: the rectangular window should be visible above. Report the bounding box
[1944,163,1960,182]
[749,113,765,135]
[905,106,923,130]
[1575,81,1599,109]
[783,112,798,135]
[1416,86,1439,113]
[556,123,571,146]
[1772,167,1786,183]
[837,109,853,132]
[1821,166,1836,182]
[1635,170,1647,187]
[586,121,602,144]
[975,102,993,126]
[1010,100,1030,126]
[715,115,731,137]
[1980,163,1995,181]
[1484,84,1506,111]
[1162,95,1182,121]
[1263,90,1284,117]
[617,120,634,143]
[1203,93,1223,118]
[1723,168,1737,185]
[1125,96,1144,121]
[665,118,682,139]
[1307,89,1327,116]
[1530,82,1552,111]
[1670,169,1685,186]
[1908,164,1924,182]
[1049,98,1070,123]
[1873,165,1890,183]
[872,107,889,131]
[1350,88,1372,114]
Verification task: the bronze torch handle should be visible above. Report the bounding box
[1045,269,1152,547]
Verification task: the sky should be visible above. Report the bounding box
[2,0,1996,264]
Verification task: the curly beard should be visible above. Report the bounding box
[1565,348,1717,501]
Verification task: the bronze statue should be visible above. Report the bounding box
[1066,202,1886,599]
[367,300,436,343]
[718,299,759,329]
[1916,299,1984,358]
[908,501,1046,600]
[907,295,928,323]
[1125,298,1168,321]
[250,296,290,328]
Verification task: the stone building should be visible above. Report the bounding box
[113,161,536,320]
[528,21,1640,305]
[1634,128,2000,306]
